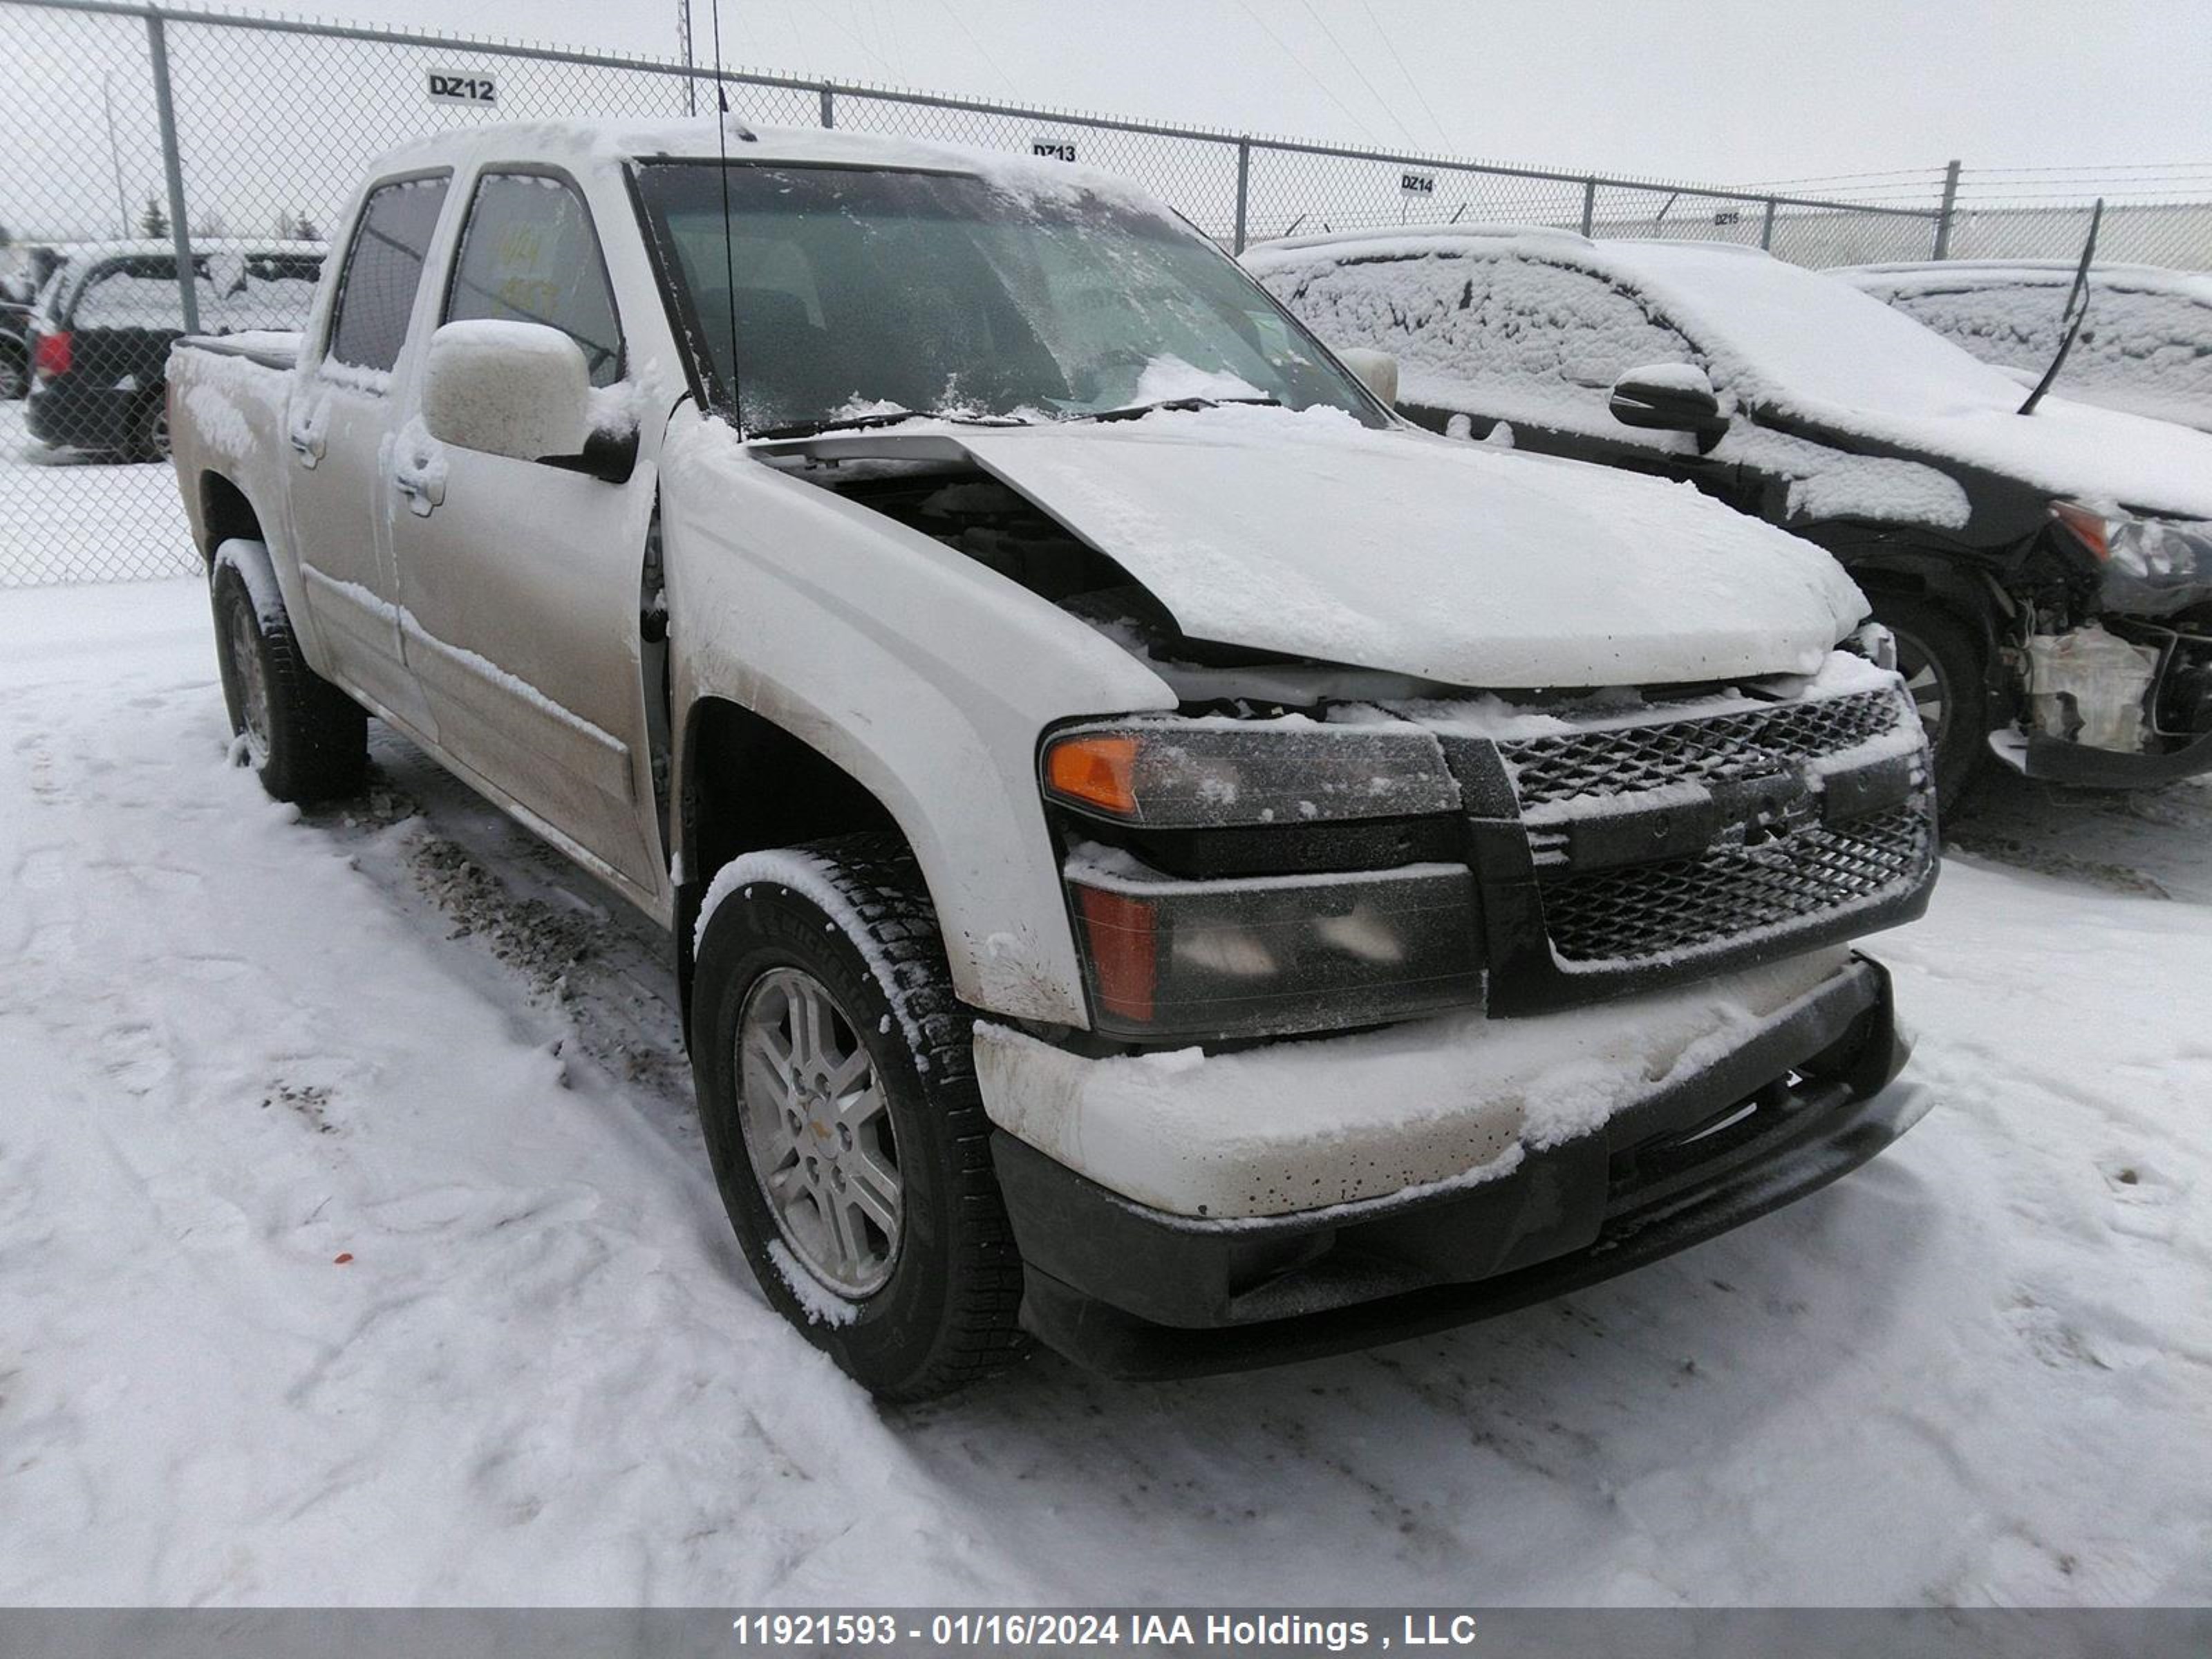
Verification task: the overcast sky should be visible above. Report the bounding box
[290,0,2210,189]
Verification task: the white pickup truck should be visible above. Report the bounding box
[167,118,1938,1398]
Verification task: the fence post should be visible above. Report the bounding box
[1579,178,1596,236]
[1232,138,1250,253]
[144,9,199,336]
[1760,196,1777,250]
[1933,158,1961,259]
[677,0,695,115]
[819,83,834,129]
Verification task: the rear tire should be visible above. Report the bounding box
[132,394,171,462]
[691,834,1031,1400]
[0,344,25,402]
[1874,596,1987,817]
[211,551,367,804]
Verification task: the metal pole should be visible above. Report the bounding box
[1933,158,1961,259]
[101,72,131,238]
[677,0,695,116]
[1580,178,1596,236]
[1760,196,1777,251]
[820,84,834,128]
[144,11,198,335]
[1233,138,1250,253]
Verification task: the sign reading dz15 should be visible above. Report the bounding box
[427,70,497,107]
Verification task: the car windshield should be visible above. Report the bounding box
[632,161,1382,433]
[1613,243,2032,421]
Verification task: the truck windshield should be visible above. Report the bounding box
[632,161,1383,434]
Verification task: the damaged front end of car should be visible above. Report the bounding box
[2007,502,2212,785]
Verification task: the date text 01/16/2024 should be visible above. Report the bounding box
[727,1612,1483,1649]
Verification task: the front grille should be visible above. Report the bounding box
[1539,805,1930,966]
[1498,689,1906,810]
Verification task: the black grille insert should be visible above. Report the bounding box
[1499,689,1908,810]
[1539,805,1931,966]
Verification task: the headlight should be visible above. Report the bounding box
[1042,721,1459,827]
[1065,847,1483,1042]
[1043,721,1479,1040]
[2050,501,2212,617]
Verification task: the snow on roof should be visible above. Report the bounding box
[1247,226,2212,520]
[51,238,326,268]
[366,118,1163,214]
[1249,223,1593,257]
[1838,260,2212,305]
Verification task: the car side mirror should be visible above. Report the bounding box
[1609,362,1729,451]
[1337,346,1399,409]
[422,319,608,471]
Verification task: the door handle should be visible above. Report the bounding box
[391,465,444,516]
[286,419,324,467]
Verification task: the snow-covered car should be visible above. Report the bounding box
[24,238,324,458]
[165,120,1937,1397]
[1246,227,2212,805]
[1839,260,2212,435]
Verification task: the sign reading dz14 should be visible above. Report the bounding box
[427,70,497,107]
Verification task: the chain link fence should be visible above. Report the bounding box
[0,0,2188,588]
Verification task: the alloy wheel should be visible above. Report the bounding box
[735,966,903,1297]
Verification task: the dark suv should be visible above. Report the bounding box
[26,238,321,459]
[1246,227,2212,807]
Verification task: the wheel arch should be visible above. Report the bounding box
[198,470,265,566]
[1801,524,2007,651]
[673,695,906,1024]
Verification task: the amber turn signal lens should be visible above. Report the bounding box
[2050,500,2113,561]
[1044,733,1142,818]
[1072,884,1159,1023]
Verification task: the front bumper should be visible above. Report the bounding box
[2021,727,2212,788]
[993,954,1916,1379]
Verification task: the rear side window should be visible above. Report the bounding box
[328,175,451,375]
[444,172,623,386]
[72,257,214,330]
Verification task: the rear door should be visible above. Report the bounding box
[386,165,664,893]
[283,173,449,731]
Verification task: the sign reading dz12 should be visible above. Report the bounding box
[427,70,498,107]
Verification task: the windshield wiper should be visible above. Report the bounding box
[1073,394,1282,424]
[746,408,1038,441]
[746,408,926,441]
[2018,197,2104,417]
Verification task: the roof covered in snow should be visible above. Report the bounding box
[1246,227,2212,521]
[366,118,1159,213]
[1839,260,2212,304]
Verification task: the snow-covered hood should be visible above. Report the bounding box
[937,405,1866,688]
[1780,390,2212,524]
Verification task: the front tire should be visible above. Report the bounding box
[692,835,1030,1400]
[1875,596,1987,816]
[212,550,367,803]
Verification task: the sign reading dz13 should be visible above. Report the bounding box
[1400,171,1437,196]
[428,70,498,107]
[1032,140,1077,162]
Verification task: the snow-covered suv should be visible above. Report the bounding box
[166,121,1936,1396]
[1248,228,2212,807]
[1840,259,2212,435]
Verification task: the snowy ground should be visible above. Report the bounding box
[1,574,2208,1607]
[0,402,199,588]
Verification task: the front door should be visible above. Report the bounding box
[386,167,663,894]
